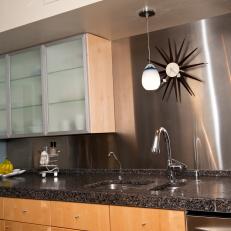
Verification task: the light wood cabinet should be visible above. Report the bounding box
[4,198,51,225]
[85,34,115,133]
[0,220,4,231]
[0,198,3,219]
[158,209,186,231]
[1,198,186,231]
[4,221,51,231]
[51,228,78,231]
[110,206,186,231]
[51,201,110,231]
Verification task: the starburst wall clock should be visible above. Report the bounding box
[150,38,207,101]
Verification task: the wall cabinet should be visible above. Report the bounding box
[0,197,186,231]
[0,57,8,137]
[10,47,43,136]
[0,33,115,138]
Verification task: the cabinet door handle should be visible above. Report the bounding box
[141,223,147,226]
[22,209,28,213]
[74,215,80,220]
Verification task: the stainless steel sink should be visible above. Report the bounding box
[84,180,156,191]
[150,179,187,191]
[98,183,145,190]
[84,178,187,192]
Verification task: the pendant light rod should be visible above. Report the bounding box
[146,15,151,63]
[139,7,156,63]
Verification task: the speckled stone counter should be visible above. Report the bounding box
[1,170,231,213]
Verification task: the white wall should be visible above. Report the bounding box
[0,0,102,32]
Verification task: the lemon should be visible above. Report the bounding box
[0,160,14,174]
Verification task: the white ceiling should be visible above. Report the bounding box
[0,0,231,54]
[0,0,102,33]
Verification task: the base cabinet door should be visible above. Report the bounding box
[0,220,4,231]
[159,209,186,231]
[51,201,110,231]
[110,206,186,231]
[4,221,51,231]
[51,228,79,231]
[110,206,160,231]
[3,198,51,225]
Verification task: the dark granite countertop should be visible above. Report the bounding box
[1,169,231,213]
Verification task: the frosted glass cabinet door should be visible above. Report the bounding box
[10,48,43,135]
[0,57,7,137]
[46,38,83,73]
[46,37,87,133]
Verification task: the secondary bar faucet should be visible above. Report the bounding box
[108,152,122,181]
[151,127,187,183]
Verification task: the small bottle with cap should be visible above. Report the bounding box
[40,146,49,166]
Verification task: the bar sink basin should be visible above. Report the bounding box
[150,179,187,191]
[84,180,156,191]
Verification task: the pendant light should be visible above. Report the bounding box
[139,7,160,91]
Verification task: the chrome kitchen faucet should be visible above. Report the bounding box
[152,127,187,183]
[108,152,122,181]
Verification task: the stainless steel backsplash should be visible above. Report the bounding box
[6,13,231,170]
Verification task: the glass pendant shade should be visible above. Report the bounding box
[142,63,160,90]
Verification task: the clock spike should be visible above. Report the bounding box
[159,70,166,75]
[177,79,181,102]
[180,71,203,82]
[149,59,166,68]
[176,38,186,62]
[167,80,174,101]
[160,48,170,62]
[168,38,173,62]
[173,79,178,101]
[179,47,198,66]
[155,46,169,64]
[158,75,167,90]
[181,62,207,70]
[174,40,178,61]
[162,79,172,100]
[180,78,195,96]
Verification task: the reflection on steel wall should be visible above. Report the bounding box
[112,13,231,170]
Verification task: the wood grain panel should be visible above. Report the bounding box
[51,201,110,231]
[86,33,115,133]
[51,228,79,231]
[110,206,160,231]
[3,198,51,225]
[4,221,51,231]
[110,206,186,231]
[0,220,4,231]
[0,198,3,219]
[159,209,186,231]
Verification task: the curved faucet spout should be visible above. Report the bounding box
[151,127,172,166]
[151,127,187,183]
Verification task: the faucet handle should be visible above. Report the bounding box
[170,159,187,171]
